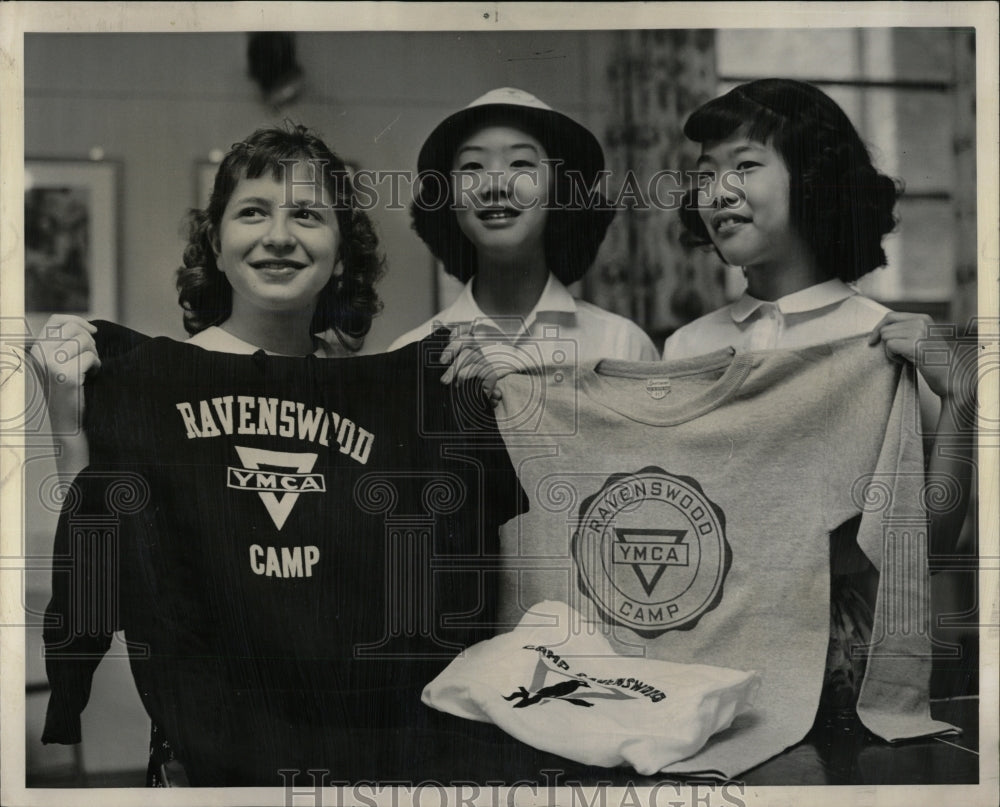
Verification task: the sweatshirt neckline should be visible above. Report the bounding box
[580,347,754,426]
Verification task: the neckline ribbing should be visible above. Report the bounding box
[581,347,754,426]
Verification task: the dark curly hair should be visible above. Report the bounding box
[177,123,384,345]
[679,79,901,283]
[410,112,615,285]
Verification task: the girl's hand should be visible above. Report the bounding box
[870,313,978,560]
[29,315,101,433]
[868,312,970,405]
[438,331,514,406]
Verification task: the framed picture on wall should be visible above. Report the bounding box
[24,159,118,329]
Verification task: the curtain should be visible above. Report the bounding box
[586,29,727,347]
[950,28,976,333]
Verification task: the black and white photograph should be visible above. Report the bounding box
[1,3,997,806]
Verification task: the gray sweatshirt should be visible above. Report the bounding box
[494,335,956,777]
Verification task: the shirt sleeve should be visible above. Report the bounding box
[844,361,957,740]
[41,322,148,744]
[43,330,263,780]
[407,334,530,643]
[41,470,118,744]
[418,330,529,522]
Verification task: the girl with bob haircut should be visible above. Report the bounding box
[676,77,899,285]
[664,78,974,714]
[390,87,657,367]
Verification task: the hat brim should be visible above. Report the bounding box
[417,102,605,183]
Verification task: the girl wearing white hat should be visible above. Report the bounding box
[389,88,658,382]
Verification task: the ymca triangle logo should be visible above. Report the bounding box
[613,528,689,596]
[632,563,667,598]
[229,446,326,530]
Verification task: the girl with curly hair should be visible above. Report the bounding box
[34,123,385,785]
[665,78,974,715]
[37,123,384,477]
[176,124,382,354]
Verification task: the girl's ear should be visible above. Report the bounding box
[209,227,222,260]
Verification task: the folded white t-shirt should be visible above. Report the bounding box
[423,601,760,774]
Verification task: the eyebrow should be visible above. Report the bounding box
[696,144,763,167]
[232,196,273,207]
[233,194,330,210]
[456,143,541,156]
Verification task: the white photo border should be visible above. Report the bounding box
[1,3,997,807]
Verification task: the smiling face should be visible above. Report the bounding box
[696,128,812,275]
[215,161,340,321]
[451,124,551,264]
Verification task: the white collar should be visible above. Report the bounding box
[730,279,857,323]
[187,325,334,357]
[439,272,577,334]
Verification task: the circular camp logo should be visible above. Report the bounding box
[572,466,730,637]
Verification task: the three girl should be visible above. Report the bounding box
[34,78,972,778]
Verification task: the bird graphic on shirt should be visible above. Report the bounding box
[504,679,593,708]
